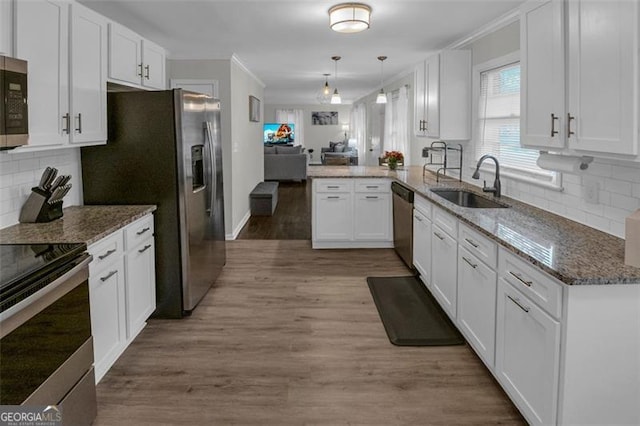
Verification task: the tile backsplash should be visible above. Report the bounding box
[458,149,640,239]
[0,149,82,229]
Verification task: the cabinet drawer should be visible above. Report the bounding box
[459,222,497,269]
[314,179,353,193]
[414,194,432,218]
[498,248,563,319]
[89,231,124,274]
[432,205,457,238]
[354,179,390,193]
[125,214,154,251]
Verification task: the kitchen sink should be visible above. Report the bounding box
[431,189,509,209]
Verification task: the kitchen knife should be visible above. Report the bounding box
[57,184,72,201]
[59,175,72,187]
[48,186,65,204]
[43,168,58,191]
[38,167,53,191]
[49,175,65,192]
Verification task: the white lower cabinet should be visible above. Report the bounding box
[312,178,392,248]
[88,213,156,383]
[457,246,497,368]
[430,223,457,319]
[412,207,431,286]
[495,277,561,426]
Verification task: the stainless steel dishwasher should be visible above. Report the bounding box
[391,182,414,269]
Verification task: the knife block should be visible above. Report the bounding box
[19,187,64,223]
[625,209,640,268]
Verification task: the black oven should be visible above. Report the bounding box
[0,243,96,425]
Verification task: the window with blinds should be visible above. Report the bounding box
[476,62,558,186]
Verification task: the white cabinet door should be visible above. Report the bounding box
[495,278,561,426]
[430,224,457,319]
[90,257,126,383]
[314,193,353,241]
[15,0,69,148]
[520,0,565,149]
[412,208,431,286]
[108,22,142,86]
[567,0,639,156]
[457,247,497,368]
[0,0,12,56]
[354,193,391,241]
[425,53,440,138]
[70,3,107,144]
[141,39,165,89]
[125,239,156,340]
[414,62,426,137]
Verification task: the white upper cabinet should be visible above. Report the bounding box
[108,22,166,90]
[566,0,639,157]
[15,0,70,148]
[70,2,107,144]
[520,0,639,158]
[414,50,471,140]
[520,0,565,149]
[14,0,107,150]
[0,0,12,56]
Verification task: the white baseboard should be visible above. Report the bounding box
[226,210,251,240]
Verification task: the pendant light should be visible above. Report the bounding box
[376,56,387,104]
[316,73,332,104]
[331,56,342,104]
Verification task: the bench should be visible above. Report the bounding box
[250,181,279,216]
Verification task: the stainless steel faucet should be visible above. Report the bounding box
[472,154,501,197]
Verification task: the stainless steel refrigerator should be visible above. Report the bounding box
[81,89,226,318]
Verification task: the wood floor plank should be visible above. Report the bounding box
[93,240,524,425]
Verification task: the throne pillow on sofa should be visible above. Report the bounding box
[276,145,302,155]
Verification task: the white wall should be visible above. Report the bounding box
[230,58,264,237]
[263,104,352,157]
[0,148,83,228]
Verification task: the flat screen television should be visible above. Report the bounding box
[263,123,295,144]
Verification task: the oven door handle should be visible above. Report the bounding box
[0,254,92,338]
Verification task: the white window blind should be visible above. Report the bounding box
[477,62,558,185]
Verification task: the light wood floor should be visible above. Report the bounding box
[94,240,524,425]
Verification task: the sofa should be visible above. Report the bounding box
[321,141,358,165]
[264,145,307,181]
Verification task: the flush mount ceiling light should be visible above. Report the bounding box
[376,56,387,104]
[316,73,332,104]
[329,3,371,34]
[331,56,342,104]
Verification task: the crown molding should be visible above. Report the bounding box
[445,7,520,50]
[231,54,266,88]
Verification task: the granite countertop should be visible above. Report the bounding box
[0,205,156,246]
[309,165,640,286]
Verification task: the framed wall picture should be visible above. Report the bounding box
[312,111,339,125]
[249,96,260,122]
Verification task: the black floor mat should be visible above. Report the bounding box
[367,276,465,346]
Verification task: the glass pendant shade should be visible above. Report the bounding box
[376,89,387,104]
[331,88,342,104]
[376,55,387,104]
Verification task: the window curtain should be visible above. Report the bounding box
[275,109,305,148]
[350,103,367,165]
[382,86,410,164]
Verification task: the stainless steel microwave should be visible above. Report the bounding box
[1,56,28,150]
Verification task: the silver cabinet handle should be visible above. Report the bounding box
[136,227,151,236]
[509,271,533,287]
[464,238,479,248]
[144,64,150,80]
[62,113,70,134]
[75,113,82,134]
[366,185,379,189]
[327,196,340,199]
[462,257,478,269]
[567,113,575,138]
[414,214,423,222]
[138,244,152,253]
[365,196,379,199]
[327,185,340,189]
[98,249,116,260]
[507,294,530,313]
[137,63,143,77]
[433,231,444,240]
[550,113,559,137]
[100,270,117,282]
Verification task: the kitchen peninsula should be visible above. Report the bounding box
[309,165,640,426]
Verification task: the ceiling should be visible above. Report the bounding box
[80,0,526,105]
